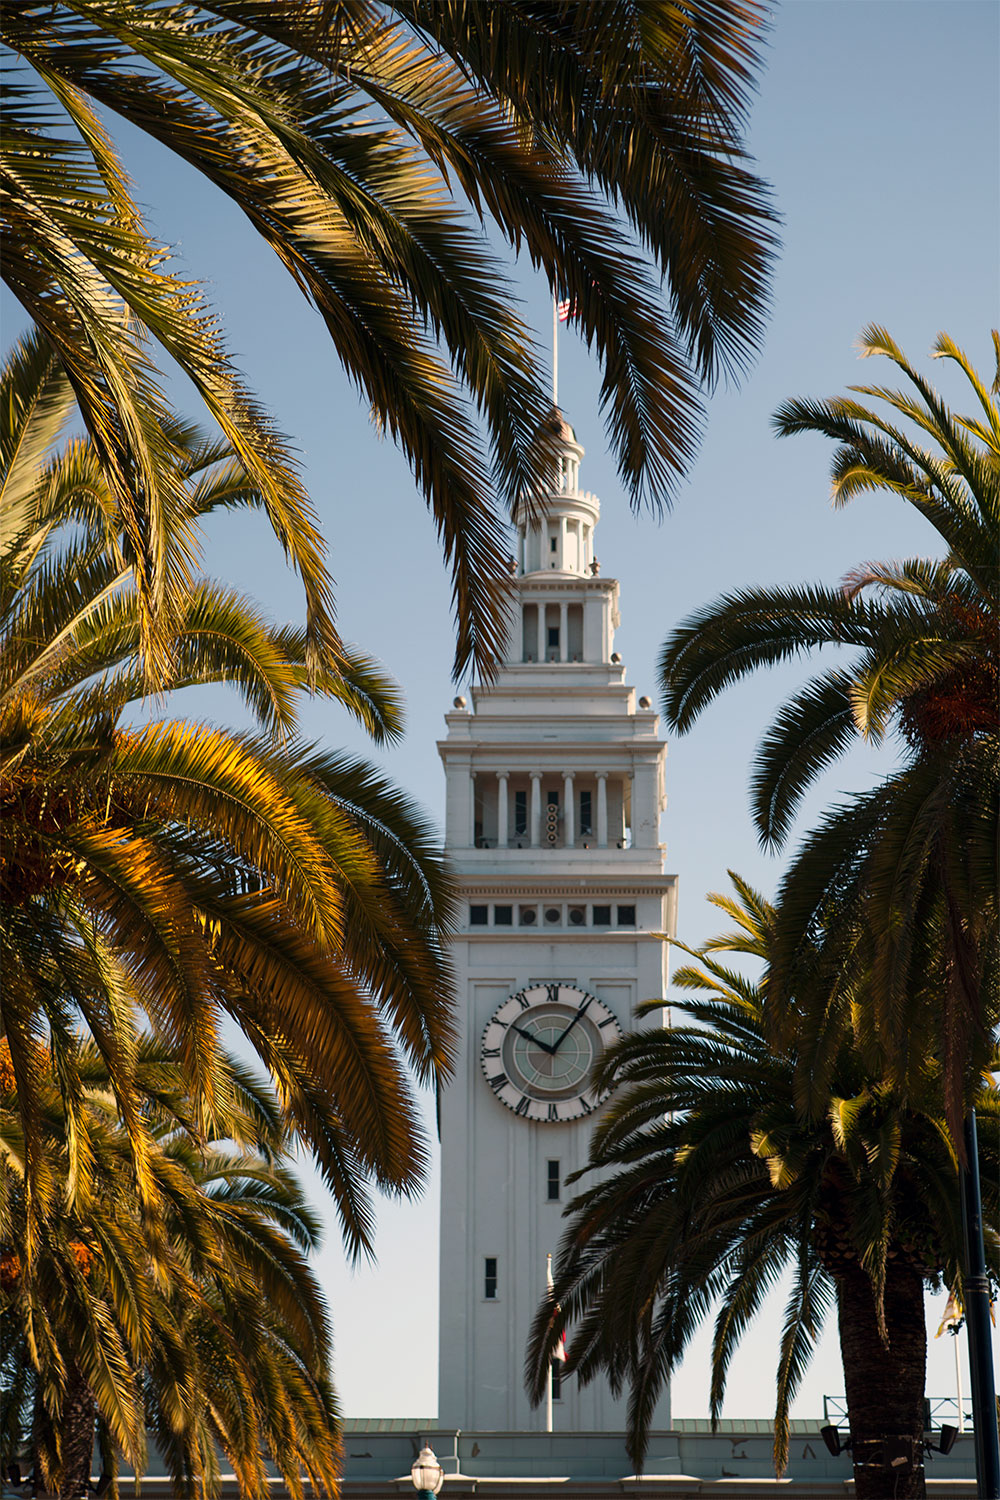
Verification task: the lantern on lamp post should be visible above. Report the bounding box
[411,1445,444,1500]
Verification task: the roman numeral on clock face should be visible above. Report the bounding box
[545,983,561,1004]
[487,1073,508,1093]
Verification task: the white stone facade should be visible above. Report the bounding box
[437,411,676,1432]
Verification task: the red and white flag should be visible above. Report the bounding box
[547,1253,568,1362]
[557,298,576,323]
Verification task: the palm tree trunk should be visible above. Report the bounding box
[58,1363,97,1500]
[837,1257,927,1498]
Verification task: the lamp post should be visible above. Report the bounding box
[411,1445,444,1500]
[960,1109,1000,1497]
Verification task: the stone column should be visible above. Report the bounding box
[529,772,542,848]
[559,601,569,662]
[596,772,608,848]
[536,601,545,661]
[563,772,575,847]
[470,772,478,848]
[496,772,509,849]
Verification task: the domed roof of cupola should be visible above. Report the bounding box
[537,405,577,445]
[533,405,581,459]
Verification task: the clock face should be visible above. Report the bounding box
[480,984,622,1122]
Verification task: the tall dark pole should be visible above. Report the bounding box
[960,1108,1000,1497]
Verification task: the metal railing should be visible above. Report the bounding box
[823,1395,972,1431]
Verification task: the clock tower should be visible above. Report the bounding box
[437,410,676,1432]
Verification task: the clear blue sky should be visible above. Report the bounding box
[5,0,998,1423]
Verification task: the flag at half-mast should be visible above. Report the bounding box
[547,1252,568,1362]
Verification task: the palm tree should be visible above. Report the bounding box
[0,1036,341,1499]
[1,330,455,1257]
[2,0,778,679]
[657,328,999,1122]
[527,877,1000,1499]
[656,329,1000,1488]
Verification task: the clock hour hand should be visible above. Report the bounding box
[509,1022,556,1055]
[553,998,591,1050]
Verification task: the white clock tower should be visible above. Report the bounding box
[437,410,676,1433]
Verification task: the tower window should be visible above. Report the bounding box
[592,904,611,926]
[494,904,513,926]
[617,905,636,927]
[547,1160,561,1201]
[514,790,527,836]
[470,905,488,926]
[547,626,560,648]
[484,1257,498,1299]
[579,790,592,834]
[550,536,558,553]
[551,1362,563,1400]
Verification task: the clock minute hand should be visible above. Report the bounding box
[553,999,591,1050]
[509,1022,556,1055]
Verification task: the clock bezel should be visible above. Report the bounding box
[479,983,622,1123]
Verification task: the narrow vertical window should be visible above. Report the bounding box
[522,605,538,662]
[514,790,527,835]
[484,1257,498,1299]
[551,1363,563,1400]
[547,1160,560,1201]
[579,790,592,835]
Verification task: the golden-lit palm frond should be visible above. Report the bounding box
[1,340,455,1257]
[2,0,777,678]
[658,332,999,1120]
[0,1040,340,1497]
[1,83,342,679]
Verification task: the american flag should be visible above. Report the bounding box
[557,297,576,323]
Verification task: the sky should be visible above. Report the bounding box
[5,0,999,1426]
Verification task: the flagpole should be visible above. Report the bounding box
[954,1329,964,1433]
[552,296,559,407]
[545,1251,554,1431]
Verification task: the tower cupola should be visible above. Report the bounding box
[514,407,599,576]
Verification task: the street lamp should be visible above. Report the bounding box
[411,1445,444,1500]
